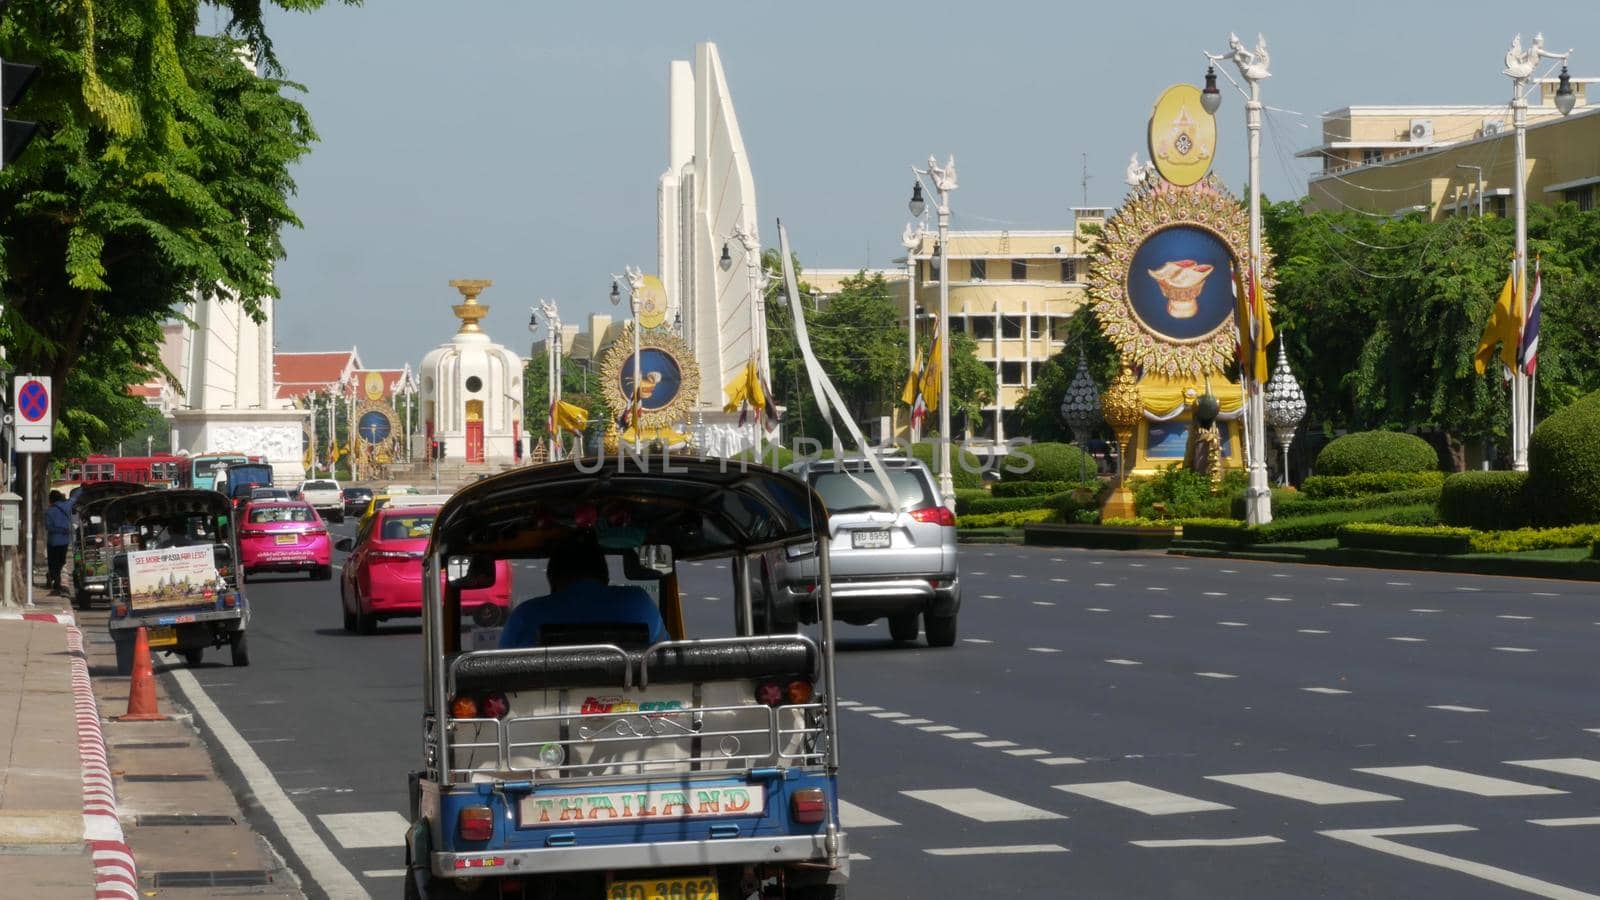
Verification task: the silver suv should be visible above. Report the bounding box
[757,457,960,647]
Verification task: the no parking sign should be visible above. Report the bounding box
[12,375,52,452]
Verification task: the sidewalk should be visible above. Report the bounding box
[3,582,303,898]
[0,594,129,899]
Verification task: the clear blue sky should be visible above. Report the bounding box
[259,0,1591,370]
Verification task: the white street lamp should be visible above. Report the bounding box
[722,220,765,451]
[611,268,647,451]
[910,155,958,510]
[534,300,562,461]
[901,221,926,442]
[1206,32,1274,525]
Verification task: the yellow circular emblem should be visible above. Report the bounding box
[637,274,669,330]
[1148,84,1216,187]
[364,371,385,401]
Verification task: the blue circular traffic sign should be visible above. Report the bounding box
[17,380,48,422]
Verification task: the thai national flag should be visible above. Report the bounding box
[1518,258,1541,376]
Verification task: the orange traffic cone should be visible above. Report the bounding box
[119,627,165,721]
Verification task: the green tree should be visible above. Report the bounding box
[1011,305,1119,443]
[523,350,600,441]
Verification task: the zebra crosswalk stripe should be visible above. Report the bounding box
[1355,766,1567,797]
[1055,781,1231,815]
[1206,772,1399,805]
[1504,758,1600,783]
[901,788,1065,822]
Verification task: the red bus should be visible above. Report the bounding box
[63,454,187,487]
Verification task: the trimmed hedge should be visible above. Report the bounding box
[957,508,1057,528]
[1438,471,1530,531]
[908,442,985,490]
[992,479,1098,498]
[962,491,1071,515]
[953,489,990,515]
[1273,487,1442,519]
[1300,471,1446,499]
[1526,390,1600,526]
[1002,442,1097,483]
[1313,431,1438,476]
[1338,523,1475,555]
[1250,504,1438,543]
[1468,523,1600,554]
[1134,466,1245,520]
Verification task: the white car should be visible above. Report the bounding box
[297,478,344,523]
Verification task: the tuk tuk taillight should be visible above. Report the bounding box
[450,695,479,719]
[786,679,814,705]
[790,788,828,825]
[450,693,510,720]
[222,594,236,609]
[112,603,129,618]
[481,692,509,719]
[458,805,494,841]
[756,681,784,707]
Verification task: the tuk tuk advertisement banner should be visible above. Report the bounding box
[519,785,764,826]
[128,546,221,611]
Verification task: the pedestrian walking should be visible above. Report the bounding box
[45,490,72,594]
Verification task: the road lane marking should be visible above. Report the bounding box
[1320,825,1598,900]
[838,800,898,828]
[974,740,1019,749]
[1094,583,1115,587]
[901,789,1064,822]
[1356,766,1566,797]
[1038,757,1086,766]
[1005,749,1051,757]
[1586,729,1600,735]
[1506,758,1600,783]
[1132,836,1283,848]
[1105,659,1142,666]
[1494,646,1537,653]
[894,718,934,726]
[1217,621,1248,627]
[1498,615,1533,620]
[1051,577,1069,583]
[850,706,884,713]
[1203,592,1228,597]
[1271,574,1290,579]
[1410,608,1441,613]
[1148,614,1174,619]
[1388,637,1427,642]
[1147,587,1167,592]
[1221,569,1237,573]
[319,812,409,850]
[1428,705,1488,713]
[835,700,860,707]
[1195,672,1237,679]
[1206,772,1399,805]
[963,639,993,645]
[1029,647,1061,654]
[1086,608,1111,613]
[1129,563,1145,568]
[1055,781,1231,815]
[979,594,1003,600]
[1303,687,1350,695]
[166,669,368,899]
[362,870,404,878]
[1033,601,1056,607]
[870,711,907,719]
[1297,629,1330,635]
[1332,602,1360,607]
[1267,597,1293,602]
[1386,581,1410,586]
[920,725,958,733]
[944,731,988,740]
[1529,817,1600,827]
[1456,586,1482,592]
[1532,592,1560,597]
[925,844,1068,856]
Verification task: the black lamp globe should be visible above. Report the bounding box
[1200,66,1222,115]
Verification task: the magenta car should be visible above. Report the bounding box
[238,501,333,581]
[336,506,511,634]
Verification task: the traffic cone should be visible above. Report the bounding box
[119,627,165,721]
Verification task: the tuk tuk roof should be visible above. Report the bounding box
[69,481,148,512]
[430,456,823,561]
[102,488,232,527]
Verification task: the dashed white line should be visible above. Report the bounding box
[1271,574,1291,579]
[1132,836,1283,848]
[835,700,860,707]
[1094,582,1115,587]
[870,711,908,719]
[1332,602,1361,607]
[894,718,934,726]
[1203,591,1228,597]
[1005,748,1052,757]
[920,725,958,733]
[1220,569,1238,574]
[1195,672,1238,679]
[944,731,988,740]
[1498,615,1533,620]
[963,639,993,645]
[851,706,885,713]
[1267,597,1294,603]
[1532,592,1560,597]
[1029,647,1062,654]
[1428,705,1488,713]
[1410,608,1441,614]
[925,844,1069,857]
[1326,577,1347,582]
[979,594,1004,600]
[1297,629,1330,635]
[1038,757,1086,766]
[1050,577,1069,583]
[1455,586,1482,592]
[1218,621,1249,627]
[1303,687,1350,695]
[1033,601,1056,607]
[1105,658,1142,666]
[1386,581,1411,587]
[1086,608,1111,613]
[1147,586,1168,592]
[1494,646,1537,653]
[974,740,1019,749]
[1388,637,1427,643]
[1148,614,1174,619]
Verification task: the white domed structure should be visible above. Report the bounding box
[419,280,524,465]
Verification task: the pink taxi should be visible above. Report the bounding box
[335,506,511,634]
[238,501,333,581]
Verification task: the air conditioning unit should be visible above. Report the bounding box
[1482,118,1505,136]
[1409,119,1435,143]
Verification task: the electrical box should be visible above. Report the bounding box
[0,492,21,547]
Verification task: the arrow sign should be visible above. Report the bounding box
[11,375,52,452]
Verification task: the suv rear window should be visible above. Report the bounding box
[809,468,935,513]
[303,480,338,491]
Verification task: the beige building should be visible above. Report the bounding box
[1301,76,1598,218]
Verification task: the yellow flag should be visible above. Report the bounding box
[722,361,753,413]
[901,349,923,407]
[1250,272,1275,383]
[919,323,943,412]
[553,401,588,434]
[1474,265,1521,375]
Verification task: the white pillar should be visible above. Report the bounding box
[907,241,919,443]
[937,203,953,508]
[994,303,1005,446]
[1243,78,1273,526]
[1511,93,1530,471]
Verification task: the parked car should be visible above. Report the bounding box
[238,501,333,580]
[297,478,344,523]
[341,486,373,517]
[758,457,960,647]
[251,486,291,502]
[335,506,510,633]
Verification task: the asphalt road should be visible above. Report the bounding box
[163,521,1600,899]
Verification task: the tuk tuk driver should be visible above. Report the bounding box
[499,540,668,648]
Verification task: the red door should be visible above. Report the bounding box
[466,421,485,463]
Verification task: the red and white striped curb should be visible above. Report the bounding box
[0,610,77,623]
[65,625,138,899]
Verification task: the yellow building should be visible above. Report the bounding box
[806,211,1104,445]
[1301,76,1598,218]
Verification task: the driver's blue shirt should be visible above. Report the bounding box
[498,579,668,648]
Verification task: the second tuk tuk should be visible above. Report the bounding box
[103,489,251,675]
[69,481,149,609]
[405,456,848,899]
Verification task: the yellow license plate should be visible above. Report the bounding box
[148,626,178,648]
[275,534,296,545]
[608,876,718,900]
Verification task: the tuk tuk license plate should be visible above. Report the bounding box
[608,876,717,900]
[147,626,178,648]
[274,534,296,545]
[851,529,891,549]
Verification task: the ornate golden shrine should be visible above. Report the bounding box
[598,324,700,450]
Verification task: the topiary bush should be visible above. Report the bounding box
[992,479,1098,498]
[1338,523,1475,555]
[1438,471,1530,531]
[1313,431,1439,476]
[907,441,985,490]
[1133,466,1243,520]
[1300,471,1446,499]
[1002,442,1097,483]
[1525,390,1600,525]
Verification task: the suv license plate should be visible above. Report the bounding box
[852,529,891,549]
[609,876,718,900]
